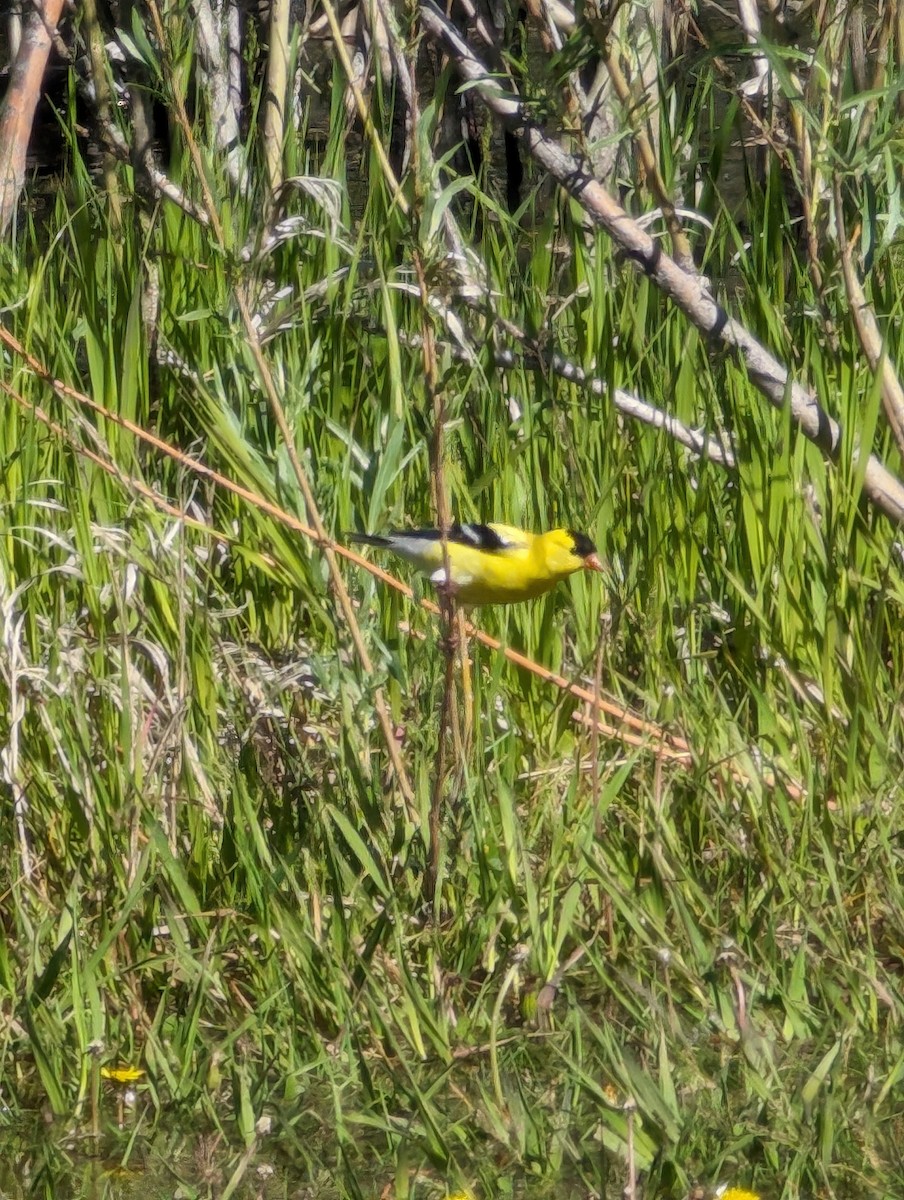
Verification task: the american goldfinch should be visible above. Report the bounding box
[348,522,603,606]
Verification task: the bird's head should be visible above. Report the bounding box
[544,528,604,576]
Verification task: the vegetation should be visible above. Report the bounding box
[1,0,903,1197]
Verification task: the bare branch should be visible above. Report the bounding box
[418,0,904,524]
[347,308,737,468]
[0,0,67,236]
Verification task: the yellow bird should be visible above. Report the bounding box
[348,522,603,606]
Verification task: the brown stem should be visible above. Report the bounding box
[413,241,459,910]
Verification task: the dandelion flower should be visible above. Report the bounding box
[100,1065,145,1084]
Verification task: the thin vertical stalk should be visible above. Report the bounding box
[413,247,458,909]
[409,22,465,908]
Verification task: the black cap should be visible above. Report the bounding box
[569,530,598,559]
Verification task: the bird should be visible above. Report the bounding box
[347,522,603,606]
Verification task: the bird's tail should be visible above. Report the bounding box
[346,532,390,548]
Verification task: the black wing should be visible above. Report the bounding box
[394,523,515,552]
[348,524,519,553]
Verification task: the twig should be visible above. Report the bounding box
[623,1096,637,1200]
[590,620,606,824]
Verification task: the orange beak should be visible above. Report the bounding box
[584,552,604,573]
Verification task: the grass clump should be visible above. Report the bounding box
[1,5,904,1199]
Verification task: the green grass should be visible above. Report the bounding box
[1,9,904,1200]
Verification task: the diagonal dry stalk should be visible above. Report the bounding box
[602,43,694,273]
[318,0,410,216]
[3,330,802,803]
[417,0,904,526]
[0,327,693,764]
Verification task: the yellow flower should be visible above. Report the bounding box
[100,1065,146,1084]
[446,1191,475,1200]
[719,1189,760,1200]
